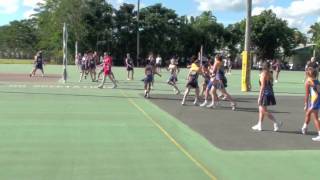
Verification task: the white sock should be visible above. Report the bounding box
[302,123,307,129]
[257,121,262,127]
[318,131,320,136]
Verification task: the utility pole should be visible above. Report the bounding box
[241,0,252,92]
[62,23,68,83]
[136,0,140,67]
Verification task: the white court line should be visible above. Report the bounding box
[5,84,108,89]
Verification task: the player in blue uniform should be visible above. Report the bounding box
[252,62,282,132]
[302,67,320,141]
[144,62,154,98]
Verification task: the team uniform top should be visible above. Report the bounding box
[306,78,320,110]
[126,58,134,71]
[81,56,88,70]
[212,61,227,89]
[35,55,43,69]
[259,76,276,106]
[168,64,178,83]
[144,65,153,83]
[88,55,96,69]
[103,56,112,75]
[187,63,200,88]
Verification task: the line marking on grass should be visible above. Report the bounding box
[120,90,217,180]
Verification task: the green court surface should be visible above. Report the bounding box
[0,64,319,180]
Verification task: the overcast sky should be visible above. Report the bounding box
[1,0,320,33]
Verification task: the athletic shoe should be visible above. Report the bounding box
[98,85,103,89]
[206,102,215,108]
[127,78,130,80]
[273,121,283,132]
[301,127,307,135]
[111,84,117,89]
[193,99,199,106]
[146,93,150,98]
[175,90,180,95]
[231,103,237,111]
[252,124,262,131]
[312,136,320,141]
[181,99,186,105]
[275,80,278,83]
[200,101,208,107]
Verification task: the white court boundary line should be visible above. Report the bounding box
[5,84,105,89]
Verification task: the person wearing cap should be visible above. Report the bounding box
[29,51,45,77]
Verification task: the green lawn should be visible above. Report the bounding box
[0,59,33,64]
[0,64,317,180]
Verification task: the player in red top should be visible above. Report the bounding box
[97,52,117,89]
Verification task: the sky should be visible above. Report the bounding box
[1,0,320,33]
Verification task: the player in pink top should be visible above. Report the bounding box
[98,52,117,89]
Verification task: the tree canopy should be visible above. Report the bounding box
[0,1,306,64]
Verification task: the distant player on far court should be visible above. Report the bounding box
[30,51,45,77]
[125,53,134,80]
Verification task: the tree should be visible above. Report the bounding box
[230,10,299,60]
[113,3,137,64]
[192,11,225,54]
[0,19,38,58]
[139,3,180,60]
[309,22,320,48]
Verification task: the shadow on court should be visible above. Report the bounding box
[149,94,320,151]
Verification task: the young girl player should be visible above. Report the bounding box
[125,53,134,80]
[181,56,201,106]
[144,62,154,98]
[302,67,320,141]
[30,51,45,77]
[79,53,88,82]
[167,58,180,95]
[252,62,282,132]
[98,53,117,89]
